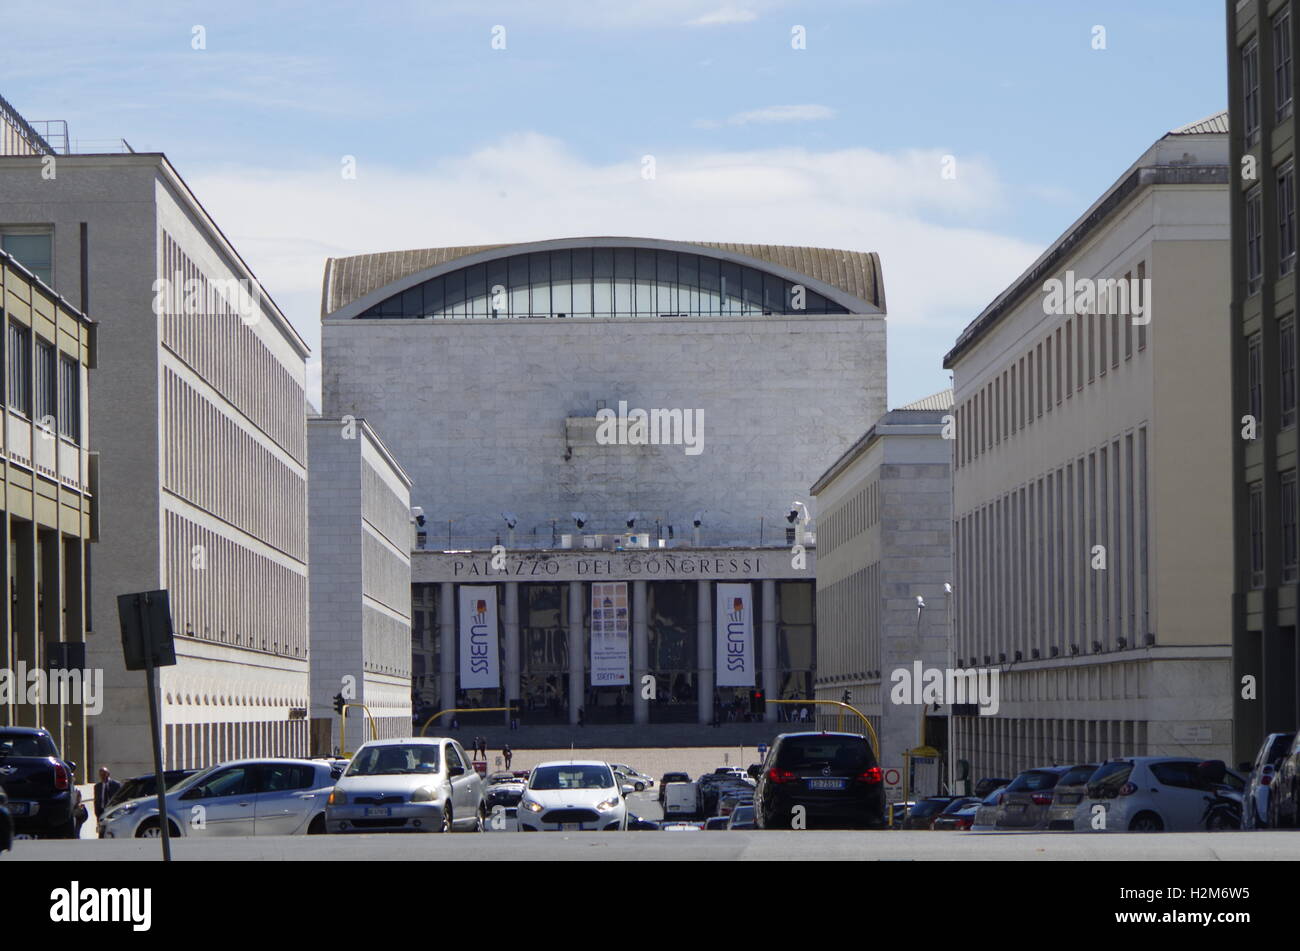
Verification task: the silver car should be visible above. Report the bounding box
[327,737,485,833]
[995,766,1072,830]
[98,758,340,838]
[1044,764,1099,830]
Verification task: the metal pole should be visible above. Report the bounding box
[141,595,171,862]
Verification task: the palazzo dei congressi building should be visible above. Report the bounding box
[320,238,886,729]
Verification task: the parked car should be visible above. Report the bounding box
[0,727,83,838]
[1266,733,1300,829]
[717,788,754,818]
[970,786,1008,831]
[609,764,654,791]
[727,804,757,829]
[326,738,484,834]
[105,769,201,812]
[660,821,704,831]
[663,781,700,819]
[0,784,12,853]
[101,758,338,838]
[995,766,1072,830]
[1077,757,1245,832]
[626,813,660,831]
[899,796,963,830]
[518,760,631,831]
[485,772,527,813]
[703,816,731,830]
[754,731,885,830]
[888,801,916,828]
[1044,764,1100,831]
[930,797,980,830]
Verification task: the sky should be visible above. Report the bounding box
[3,0,1227,409]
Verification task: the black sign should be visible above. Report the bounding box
[117,590,177,671]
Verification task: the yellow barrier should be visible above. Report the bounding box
[417,706,517,738]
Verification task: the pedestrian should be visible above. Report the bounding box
[450,715,460,730]
[503,744,513,770]
[578,707,585,727]
[93,767,121,820]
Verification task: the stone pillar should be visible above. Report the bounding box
[439,582,455,718]
[503,581,520,723]
[762,580,778,724]
[632,581,649,726]
[568,581,584,725]
[697,580,712,725]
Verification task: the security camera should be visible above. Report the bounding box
[502,511,517,530]
[916,596,926,610]
[944,582,952,595]
[692,511,704,528]
[786,509,799,524]
[626,512,638,529]
[571,512,586,529]
[411,506,426,527]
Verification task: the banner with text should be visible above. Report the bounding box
[715,583,755,687]
[590,581,630,686]
[458,586,500,689]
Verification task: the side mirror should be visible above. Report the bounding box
[747,765,761,780]
[448,765,465,778]
[621,784,634,797]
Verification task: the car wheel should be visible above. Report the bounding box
[307,814,327,835]
[635,782,645,793]
[1128,812,1163,832]
[469,803,486,833]
[440,805,453,834]
[136,818,180,839]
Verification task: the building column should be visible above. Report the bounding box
[503,581,520,722]
[12,520,36,727]
[697,580,712,725]
[568,581,584,725]
[63,537,86,780]
[38,529,63,758]
[762,580,778,724]
[632,581,649,726]
[438,582,455,716]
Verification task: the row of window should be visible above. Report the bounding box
[160,231,307,464]
[163,367,308,561]
[1245,314,1299,429]
[164,509,309,657]
[3,318,81,440]
[362,529,412,620]
[1247,470,1299,587]
[818,478,880,557]
[956,429,1150,662]
[164,720,308,772]
[955,716,1147,781]
[1244,162,1296,293]
[957,265,1147,470]
[362,603,412,678]
[356,248,850,319]
[1242,6,1294,150]
[361,460,412,555]
[816,562,880,681]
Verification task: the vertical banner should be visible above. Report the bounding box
[590,581,630,685]
[458,586,500,689]
[715,583,755,687]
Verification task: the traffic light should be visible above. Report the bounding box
[751,689,765,715]
[332,693,345,715]
[841,689,851,705]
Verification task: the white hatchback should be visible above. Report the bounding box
[1074,757,1241,833]
[516,761,630,832]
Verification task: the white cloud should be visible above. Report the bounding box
[694,104,836,129]
[688,6,760,25]
[188,134,1042,407]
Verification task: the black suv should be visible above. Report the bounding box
[0,727,82,838]
[754,732,885,830]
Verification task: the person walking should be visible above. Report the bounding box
[502,744,513,770]
[93,767,121,820]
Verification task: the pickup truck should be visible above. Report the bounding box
[0,727,83,838]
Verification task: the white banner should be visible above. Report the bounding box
[458,586,500,689]
[590,581,630,686]
[715,583,755,687]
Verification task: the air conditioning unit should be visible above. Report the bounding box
[582,534,604,549]
[621,533,651,549]
[559,534,574,549]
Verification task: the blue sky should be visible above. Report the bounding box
[4,0,1227,407]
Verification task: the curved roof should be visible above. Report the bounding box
[321,236,885,318]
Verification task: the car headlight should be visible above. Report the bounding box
[103,803,138,822]
[596,797,621,812]
[410,787,438,803]
[522,799,544,813]
[327,789,347,806]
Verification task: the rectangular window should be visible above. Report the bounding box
[1088,313,1095,382]
[1245,38,1262,148]
[1248,187,1264,296]
[1099,309,1107,376]
[1249,481,1265,589]
[1280,162,1296,276]
[34,338,54,425]
[1249,331,1264,425]
[1035,343,1043,417]
[1055,328,1063,403]
[7,322,30,415]
[1277,11,1294,122]
[1,232,53,286]
[1282,316,1297,429]
[1284,470,1299,584]
[58,355,79,441]
[1124,271,1135,357]
[1076,313,1084,388]
[1065,320,1074,396]
[1136,261,1148,352]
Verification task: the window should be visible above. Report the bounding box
[34,338,55,427]
[0,232,52,286]
[1124,271,1135,358]
[1248,187,1264,296]
[58,355,79,440]
[1249,481,1265,589]
[1065,319,1073,396]
[7,322,30,415]
[1244,38,1261,148]
[1277,11,1294,122]
[1280,162,1296,276]
[1282,317,1297,429]
[1136,261,1148,352]
[1283,470,1298,584]
[1249,331,1264,425]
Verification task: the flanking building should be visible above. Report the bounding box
[1227,0,1300,762]
[0,102,311,775]
[307,416,413,754]
[322,238,887,732]
[810,391,953,778]
[0,247,96,776]
[942,114,1233,780]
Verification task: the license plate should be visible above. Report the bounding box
[1006,803,1026,812]
[8,801,29,816]
[561,822,580,831]
[364,807,391,817]
[808,778,846,790]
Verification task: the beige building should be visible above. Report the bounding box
[942,113,1234,779]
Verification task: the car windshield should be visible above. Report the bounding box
[347,745,441,776]
[530,765,614,790]
[0,731,57,757]
[777,736,874,771]
[1007,770,1063,792]
[1059,765,1099,787]
[1088,762,1133,796]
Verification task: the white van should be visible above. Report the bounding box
[663,781,700,819]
